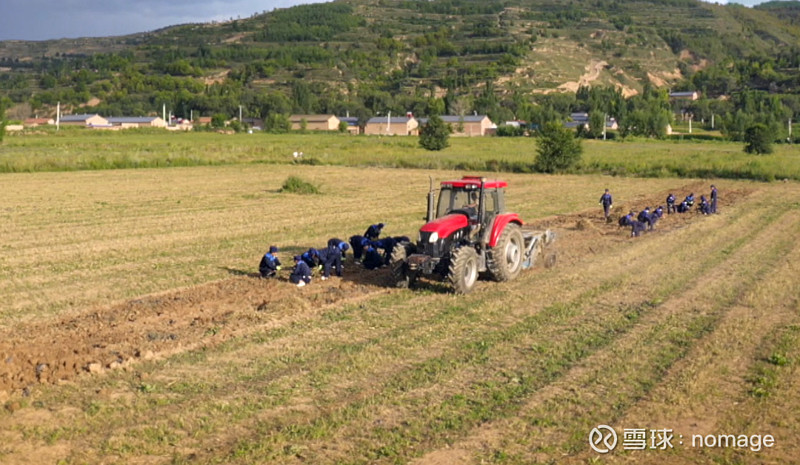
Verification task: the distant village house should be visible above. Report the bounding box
[290,114,341,131]
[364,116,419,136]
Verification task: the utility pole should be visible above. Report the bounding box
[56,101,60,131]
[239,105,243,123]
[689,115,692,134]
[603,113,607,140]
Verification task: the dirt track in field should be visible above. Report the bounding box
[0,182,749,397]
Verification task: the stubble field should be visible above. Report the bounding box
[1,161,799,464]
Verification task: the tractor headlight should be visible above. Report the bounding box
[428,232,439,243]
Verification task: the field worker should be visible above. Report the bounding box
[301,248,319,269]
[618,211,634,228]
[684,193,695,208]
[362,243,384,270]
[637,207,651,224]
[290,255,312,287]
[317,243,343,279]
[259,246,282,278]
[349,235,366,260]
[710,184,718,213]
[373,236,398,265]
[598,188,613,219]
[699,196,711,215]
[647,206,664,230]
[677,200,690,213]
[364,223,385,241]
[666,193,676,214]
[630,220,647,237]
[327,237,349,262]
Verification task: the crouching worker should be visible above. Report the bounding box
[290,255,312,287]
[318,243,343,279]
[699,195,711,215]
[349,235,366,261]
[630,220,647,237]
[362,242,384,270]
[619,211,634,228]
[327,238,350,263]
[259,246,281,278]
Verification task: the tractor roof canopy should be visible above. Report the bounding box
[441,176,508,189]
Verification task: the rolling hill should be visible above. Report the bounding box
[1,0,799,122]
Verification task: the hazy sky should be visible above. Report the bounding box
[0,0,766,42]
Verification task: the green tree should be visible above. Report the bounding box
[743,123,773,155]
[265,113,291,133]
[419,115,451,151]
[0,97,8,143]
[534,121,583,173]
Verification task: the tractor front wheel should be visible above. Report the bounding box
[448,246,479,294]
[389,242,416,288]
[487,223,524,282]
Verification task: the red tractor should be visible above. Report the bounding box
[390,176,555,294]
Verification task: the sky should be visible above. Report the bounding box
[0,0,766,42]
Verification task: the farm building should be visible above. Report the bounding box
[417,115,494,136]
[24,117,55,127]
[337,116,360,135]
[290,114,341,131]
[364,116,419,136]
[58,114,109,127]
[106,117,167,129]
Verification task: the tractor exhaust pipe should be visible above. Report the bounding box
[426,176,436,223]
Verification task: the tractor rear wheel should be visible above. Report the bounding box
[487,223,524,282]
[389,242,416,288]
[448,246,479,294]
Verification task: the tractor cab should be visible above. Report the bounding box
[429,177,508,239]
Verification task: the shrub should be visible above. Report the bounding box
[279,176,320,194]
[744,123,774,155]
[419,115,451,151]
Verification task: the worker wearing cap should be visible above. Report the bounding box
[259,246,282,278]
[364,223,385,241]
[327,237,350,262]
[290,255,312,287]
[666,193,676,214]
[599,189,613,220]
[301,248,319,269]
[318,243,343,279]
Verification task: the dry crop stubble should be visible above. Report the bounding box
[2,164,798,464]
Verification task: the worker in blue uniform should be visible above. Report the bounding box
[317,243,343,279]
[259,246,281,278]
[666,193,676,214]
[362,243,384,270]
[684,193,695,208]
[599,189,613,220]
[364,223,385,241]
[301,248,319,269]
[710,185,718,214]
[349,235,366,260]
[290,255,312,287]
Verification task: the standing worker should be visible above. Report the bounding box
[259,246,281,278]
[666,193,676,214]
[599,189,613,220]
[710,185,718,214]
[290,255,312,287]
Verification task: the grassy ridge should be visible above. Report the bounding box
[3,130,800,181]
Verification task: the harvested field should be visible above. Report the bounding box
[1,164,798,464]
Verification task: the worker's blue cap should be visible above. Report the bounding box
[307,248,318,255]
[339,243,350,251]
[293,255,302,261]
[269,246,279,253]
[378,223,385,228]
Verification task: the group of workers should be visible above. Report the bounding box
[605,184,719,237]
[258,223,409,287]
